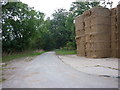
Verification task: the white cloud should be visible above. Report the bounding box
[20,0,119,18]
[20,0,75,17]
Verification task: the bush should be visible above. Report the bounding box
[63,41,76,50]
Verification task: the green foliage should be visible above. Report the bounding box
[2,2,51,53]
[66,41,76,50]
[55,49,76,55]
[2,1,101,56]
[70,1,100,17]
[50,9,71,48]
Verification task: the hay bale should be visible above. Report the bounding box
[111,16,117,26]
[83,10,92,57]
[76,37,85,52]
[84,17,91,27]
[85,34,91,42]
[84,10,91,28]
[85,27,91,34]
[91,7,110,17]
[91,49,111,58]
[91,33,111,41]
[76,35,86,56]
[77,49,85,56]
[86,43,91,50]
[86,7,111,58]
[83,10,91,17]
[84,21,91,27]
[86,49,111,58]
[91,16,111,25]
[91,42,111,50]
[111,28,117,41]
[111,5,120,58]
[91,25,111,33]
[75,15,86,57]
[75,6,120,58]
[75,15,84,22]
[75,22,84,30]
[80,29,85,36]
[110,8,116,15]
[116,5,120,58]
[85,50,91,57]
[75,15,84,30]
[77,44,85,50]
[75,29,81,36]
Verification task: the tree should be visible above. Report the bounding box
[70,1,100,17]
[63,1,101,49]
[101,0,113,8]
[2,2,45,53]
[2,1,102,54]
[65,13,76,49]
[49,8,71,49]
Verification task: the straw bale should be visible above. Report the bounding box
[85,43,91,50]
[75,22,84,30]
[75,6,120,58]
[92,50,111,58]
[91,25,111,33]
[84,20,91,27]
[86,49,111,58]
[111,16,117,26]
[110,8,116,15]
[85,35,91,42]
[85,27,91,34]
[91,7,110,17]
[75,29,81,36]
[77,44,85,50]
[83,10,91,17]
[77,50,85,56]
[75,15,84,22]
[79,29,85,36]
[91,33,110,41]
[85,50,91,57]
[84,16,91,27]
[91,42,111,50]
[91,16,111,25]
[111,42,117,49]
[75,15,84,30]
[116,4,120,58]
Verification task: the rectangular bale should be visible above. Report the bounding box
[91,16,111,26]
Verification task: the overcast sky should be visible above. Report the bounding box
[20,0,119,18]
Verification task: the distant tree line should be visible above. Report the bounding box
[2,1,100,54]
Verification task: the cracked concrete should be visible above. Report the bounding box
[58,55,119,78]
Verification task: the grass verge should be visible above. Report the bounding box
[55,49,76,55]
[2,51,45,62]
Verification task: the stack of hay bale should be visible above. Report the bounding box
[110,8,117,57]
[89,7,111,58]
[110,5,120,58]
[75,6,120,58]
[116,5,120,58]
[75,15,85,56]
[83,10,91,57]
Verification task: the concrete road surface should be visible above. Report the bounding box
[2,52,118,88]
